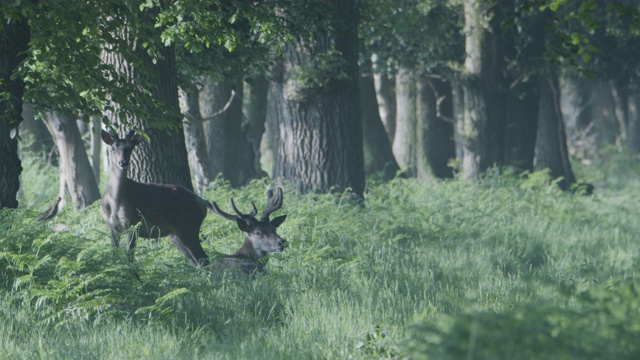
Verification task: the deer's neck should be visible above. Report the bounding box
[231,237,269,269]
[105,164,131,203]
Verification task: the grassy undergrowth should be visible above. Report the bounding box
[1,153,640,359]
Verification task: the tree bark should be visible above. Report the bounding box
[591,80,621,147]
[243,75,269,176]
[200,77,262,187]
[0,15,29,209]
[451,79,465,169]
[393,66,418,177]
[20,103,56,163]
[560,74,596,158]
[535,72,576,190]
[416,77,455,179]
[90,116,101,187]
[101,11,193,190]
[360,57,400,179]
[461,0,488,181]
[627,84,640,154]
[501,9,547,172]
[43,112,100,209]
[271,0,365,196]
[179,82,215,193]
[372,54,396,142]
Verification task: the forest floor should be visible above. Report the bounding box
[1,151,639,359]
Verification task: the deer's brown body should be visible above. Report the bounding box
[100,130,211,267]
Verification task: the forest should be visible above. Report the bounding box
[1,0,640,358]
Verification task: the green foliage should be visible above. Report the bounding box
[406,279,640,359]
[5,155,640,358]
[360,0,464,74]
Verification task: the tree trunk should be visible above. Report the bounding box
[90,116,101,187]
[560,74,596,158]
[179,82,215,193]
[43,112,100,209]
[416,77,455,179]
[451,79,465,168]
[461,0,516,179]
[393,66,418,177]
[502,10,547,172]
[20,103,56,163]
[101,14,193,190]
[627,84,640,154]
[591,80,621,147]
[372,54,396,142]
[200,77,261,187]
[243,75,269,177]
[0,15,29,209]
[535,72,576,190]
[271,0,365,196]
[461,0,488,181]
[360,57,400,179]
[609,80,628,148]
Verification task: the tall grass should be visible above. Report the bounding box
[1,152,639,359]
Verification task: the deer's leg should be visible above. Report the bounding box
[109,229,121,248]
[126,230,138,263]
[169,233,208,268]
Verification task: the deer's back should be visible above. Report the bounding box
[103,180,209,238]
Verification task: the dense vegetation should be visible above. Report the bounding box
[1,149,639,359]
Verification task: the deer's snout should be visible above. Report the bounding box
[278,238,288,250]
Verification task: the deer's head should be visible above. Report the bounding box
[101,129,142,169]
[212,188,288,256]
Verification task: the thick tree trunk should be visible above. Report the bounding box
[502,10,546,172]
[372,54,396,142]
[0,15,29,209]
[560,74,596,157]
[416,77,455,179]
[243,75,269,176]
[43,112,100,209]
[271,0,365,196]
[393,66,418,177]
[461,0,488,181]
[179,83,215,193]
[591,80,621,147]
[461,0,516,179]
[200,77,261,187]
[20,103,56,162]
[101,15,193,190]
[503,82,539,171]
[627,85,640,154]
[535,73,576,190]
[360,57,400,179]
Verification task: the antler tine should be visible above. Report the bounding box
[228,197,256,218]
[249,200,258,217]
[261,187,283,220]
[210,201,238,221]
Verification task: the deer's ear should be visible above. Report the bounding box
[101,130,114,145]
[236,218,251,233]
[270,215,287,228]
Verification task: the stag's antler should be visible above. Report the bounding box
[260,187,283,221]
[212,188,283,223]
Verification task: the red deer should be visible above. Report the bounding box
[100,129,212,267]
[211,187,288,275]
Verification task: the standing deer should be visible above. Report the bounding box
[100,129,212,267]
[211,187,288,275]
